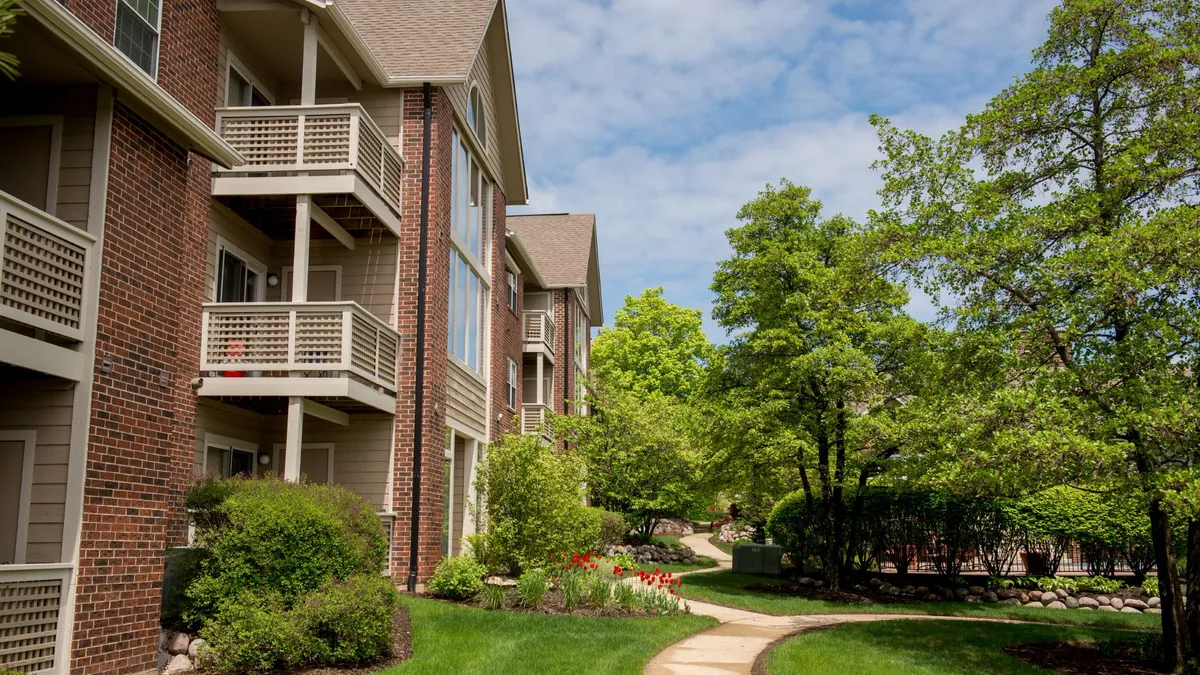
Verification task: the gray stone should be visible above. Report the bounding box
[1028,590,1043,601]
[1063,596,1079,609]
[1078,606,1094,611]
[1123,598,1148,610]
[1097,605,1118,612]
[869,578,885,587]
[813,580,824,588]
[942,588,955,600]
[1121,606,1143,614]
[167,633,190,656]
[1096,595,1110,605]
[888,586,900,595]
[1148,597,1161,608]
[485,576,517,587]
[1041,594,1059,606]
[1023,602,1043,608]
[165,654,193,674]
[983,591,999,603]
[953,588,969,599]
[915,586,930,595]
[924,593,942,601]
[965,595,983,603]
[1046,601,1067,609]
[902,585,916,594]
[1110,597,1125,609]
[968,586,986,596]
[1055,588,1070,599]
[798,577,817,587]
[187,638,208,661]
[999,597,1022,605]
[854,584,870,592]
[997,589,1020,600]
[1147,608,1162,614]
[1017,592,1031,604]
[1079,597,1100,609]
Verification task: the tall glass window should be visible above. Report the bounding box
[447,128,490,373]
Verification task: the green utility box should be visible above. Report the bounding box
[732,543,783,576]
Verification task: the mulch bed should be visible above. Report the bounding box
[741,581,917,605]
[280,605,413,675]
[1003,641,1169,674]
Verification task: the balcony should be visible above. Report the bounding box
[522,310,555,357]
[211,104,403,234]
[521,403,552,440]
[198,301,399,413]
[0,563,73,674]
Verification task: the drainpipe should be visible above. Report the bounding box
[563,290,571,427]
[407,82,433,593]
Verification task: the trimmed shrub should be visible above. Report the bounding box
[592,508,629,549]
[765,491,818,572]
[428,555,486,600]
[185,476,388,624]
[297,574,398,665]
[199,593,307,673]
[475,433,599,573]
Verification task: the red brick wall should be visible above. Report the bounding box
[66,0,219,121]
[71,104,209,675]
[489,187,521,441]
[390,87,452,582]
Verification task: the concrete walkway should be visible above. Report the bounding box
[646,534,1022,675]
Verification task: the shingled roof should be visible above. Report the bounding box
[507,214,603,326]
[336,0,497,80]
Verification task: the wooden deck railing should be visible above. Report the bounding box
[0,563,73,674]
[522,310,555,353]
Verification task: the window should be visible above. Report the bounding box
[467,86,487,148]
[447,129,490,373]
[114,0,160,77]
[506,271,518,312]
[507,358,517,409]
[204,435,258,479]
[226,65,271,107]
[215,241,264,303]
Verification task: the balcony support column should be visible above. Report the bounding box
[535,353,544,405]
[300,10,318,106]
[284,396,304,481]
[292,195,311,302]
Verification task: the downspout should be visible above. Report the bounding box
[563,291,571,414]
[407,82,433,593]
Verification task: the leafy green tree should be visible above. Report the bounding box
[871,0,1200,665]
[555,385,704,538]
[590,287,712,400]
[0,0,21,81]
[707,180,933,590]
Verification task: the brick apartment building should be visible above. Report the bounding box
[0,0,603,672]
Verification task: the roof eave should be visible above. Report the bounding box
[504,231,548,288]
[488,0,528,205]
[22,0,245,167]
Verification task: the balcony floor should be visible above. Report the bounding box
[198,377,396,414]
[216,194,393,241]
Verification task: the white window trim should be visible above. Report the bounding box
[507,358,517,410]
[113,0,162,79]
[506,271,518,313]
[225,52,276,106]
[213,236,267,302]
[282,265,343,302]
[0,116,64,217]
[271,442,335,484]
[466,83,486,150]
[201,432,259,477]
[0,430,36,565]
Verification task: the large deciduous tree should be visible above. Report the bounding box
[590,287,712,400]
[871,0,1200,666]
[707,180,931,590]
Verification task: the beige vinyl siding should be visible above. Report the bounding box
[216,30,282,108]
[0,85,97,231]
[266,239,398,322]
[0,374,74,564]
[450,438,468,555]
[344,89,401,153]
[446,361,487,437]
[205,203,273,302]
[260,415,392,510]
[445,42,504,195]
[195,400,266,476]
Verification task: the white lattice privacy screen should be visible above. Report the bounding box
[0,577,66,673]
[1,204,92,342]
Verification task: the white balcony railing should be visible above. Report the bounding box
[0,190,95,342]
[521,403,551,438]
[213,104,403,213]
[522,310,555,353]
[200,302,399,392]
[0,563,73,674]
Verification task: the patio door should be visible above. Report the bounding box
[0,117,61,213]
[272,443,334,484]
[0,432,35,565]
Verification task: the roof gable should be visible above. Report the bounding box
[336,0,496,80]
[507,214,604,325]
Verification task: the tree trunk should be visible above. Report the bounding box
[1150,497,1187,671]
[1185,518,1200,673]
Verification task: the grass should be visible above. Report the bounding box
[679,571,1160,630]
[631,556,718,575]
[767,619,1136,674]
[376,595,716,675]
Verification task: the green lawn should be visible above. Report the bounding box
[631,556,718,575]
[680,571,1160,630]
[767,620,1137,674]
[377,596,716,675]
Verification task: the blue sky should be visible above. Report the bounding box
[506,0,1058,341]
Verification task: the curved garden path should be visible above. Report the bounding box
[646,533,1035,675]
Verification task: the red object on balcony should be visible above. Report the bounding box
[224,339,245,378]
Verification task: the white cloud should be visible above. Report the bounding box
[505,0,1058,341]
